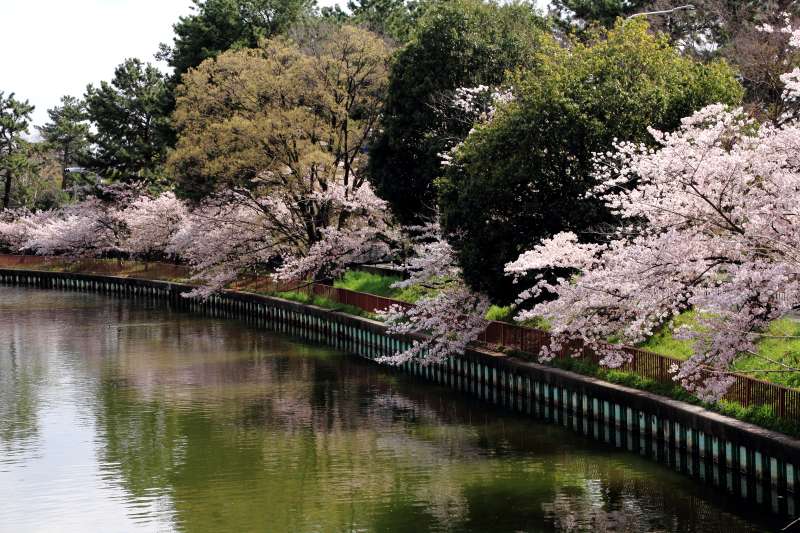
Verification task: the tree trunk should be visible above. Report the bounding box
[61,145,70,191]
[2,170,11,209]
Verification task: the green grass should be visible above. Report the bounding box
[275,290,377,319]
[332,270,439,304]
[485,304,551,330]
[638,310,800,389]
[733,318,800,388]
[333,271,402,297]
[486,304,515,322]
[637,310,698,359]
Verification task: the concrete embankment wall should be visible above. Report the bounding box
[2,268,798,520]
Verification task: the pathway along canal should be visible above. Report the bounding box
[0,286,782,532]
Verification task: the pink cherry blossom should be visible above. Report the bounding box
[121,192,187,258]
[507,103,800,401]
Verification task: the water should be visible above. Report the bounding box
[0,287,777,532]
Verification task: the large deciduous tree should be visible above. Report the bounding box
[0,92,35,209]
[438,20,743,304]
[367,0,546,224]
[84,59,173,184]
[168,25,394,292]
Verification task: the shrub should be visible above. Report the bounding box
[438,20,744,303]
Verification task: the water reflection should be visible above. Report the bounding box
[0,287,776,532]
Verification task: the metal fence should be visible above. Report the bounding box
[302,280,800,420]
[308,284,414,314]
[0,254,190,279]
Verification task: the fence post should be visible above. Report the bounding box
[779,388,786,418]
[745,379,752,407]
[659,357,665,382]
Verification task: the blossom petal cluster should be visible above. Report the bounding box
[377,287,489,366]
[507,104,800,400]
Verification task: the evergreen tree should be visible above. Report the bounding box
[36,95,90,190]
[159,0,313,81]
[83,59,172,184]
[438,21,744,303]
[551,0,649,27]
[367,0,546,224]
[0,92,35,209]
[347,0,423,43]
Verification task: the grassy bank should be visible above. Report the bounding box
[275,289,378,319]
[640,311,800,389]
[7,260,799,391]
[332,270,435,303]
[338,272,800,391]
[333,270,542,325]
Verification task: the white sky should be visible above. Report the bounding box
[1,0,547,129]
[1,0,194,127]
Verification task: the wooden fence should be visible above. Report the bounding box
[1,254,797,420]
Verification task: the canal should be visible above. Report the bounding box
[0,286,779,532]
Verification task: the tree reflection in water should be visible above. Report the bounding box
[0,287,777,532]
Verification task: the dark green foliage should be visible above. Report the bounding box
[159,0,313,80]
[346,0,425,43]
[368,0,546,224]
[36,95,90,191]
[83,59,173,185]
[551,0,648,27]
[0,92,35,209]
[438,20,744,304]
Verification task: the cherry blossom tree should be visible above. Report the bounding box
[166,192,293,298]
[24,197,128,258]
[167,178,395,297]
[273,181,398,282]
[377,222,490,366]
[503,20,800,401]
[0,209,55,252]
[121,192,186,260]
[506,103,800,401]
[378,287,490,366]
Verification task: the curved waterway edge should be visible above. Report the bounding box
[1,267,798,529]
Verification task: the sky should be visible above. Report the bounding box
[1,0,548,130]
[1,0,197,128]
